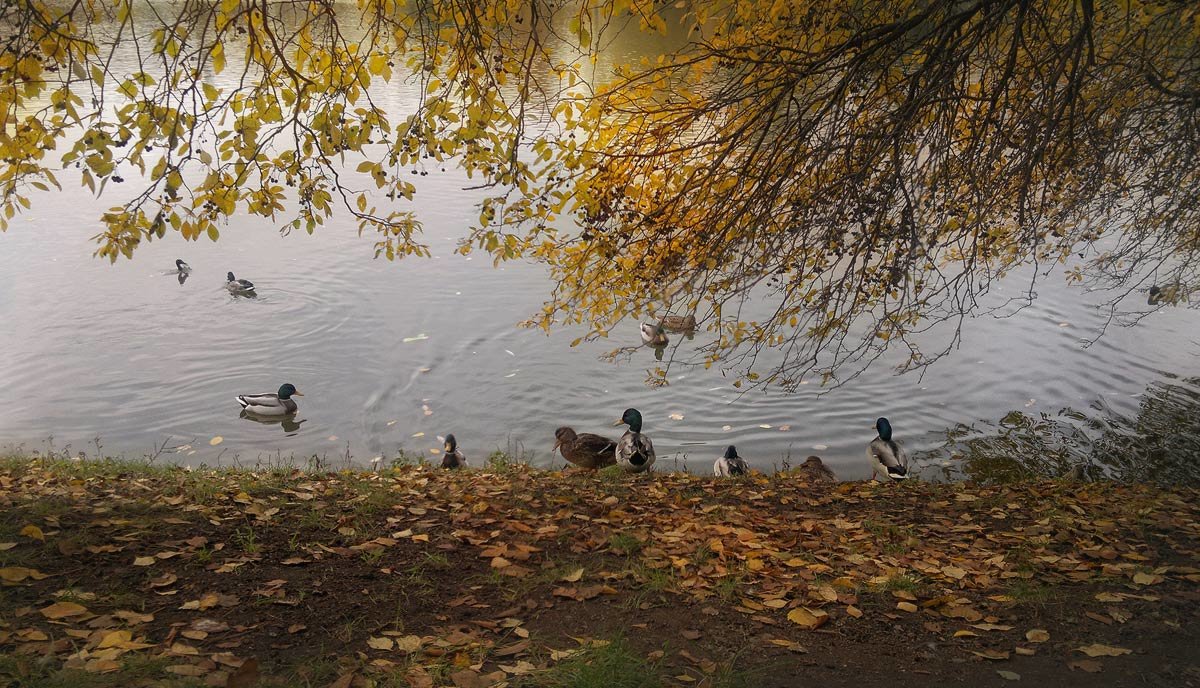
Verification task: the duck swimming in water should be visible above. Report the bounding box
[175,259,191,273]
[235,383,302,416]
[867,417,909,481]
[226,271,255,293]
[659,315,696,333]
[640,322,668,347]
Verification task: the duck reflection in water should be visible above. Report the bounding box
[239,410,307,435]
[178,271,190,286]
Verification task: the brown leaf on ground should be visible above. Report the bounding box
[40,601,87,619]
[225,657,260,688]
[1025,629,1050,643]
[1068,659,1104,673]
[1076,644,1132,657]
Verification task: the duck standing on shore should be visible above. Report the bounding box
[553,427,617,469]
[867,417,909,481]
[615,408,656,473]
[799,455,837,482]
[714,445,748,476]
[441,434,467,469]
[235,383,302,416]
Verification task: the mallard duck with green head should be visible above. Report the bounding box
[614,408,656,473]
[714,445,748,476]
[441,434,467,469]
[226,271,256,293]
[235,383,302,416]
[553,427,617,469]
[867,417,909,481]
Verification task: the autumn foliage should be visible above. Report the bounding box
[0,0,1197,385]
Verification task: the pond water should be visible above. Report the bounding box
[1,11,1198,480]
[2,180,1197,481]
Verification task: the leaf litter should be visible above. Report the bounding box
[0,460,1194,686]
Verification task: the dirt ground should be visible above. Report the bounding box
[0,459,1197,687]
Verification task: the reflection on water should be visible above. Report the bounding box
[921,377,1200,485]
[239,411,307,436]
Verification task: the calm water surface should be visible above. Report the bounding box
[2,191,1197,479]
[1,12,1197,478]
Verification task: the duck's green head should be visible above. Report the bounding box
[724,445,739,459]
[278,383,302,399]
[875,417,892,441]
[615,408,643,432]
[444,434,457,452]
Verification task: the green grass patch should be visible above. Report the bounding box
[0,654,203,688]
[514,637,663,688]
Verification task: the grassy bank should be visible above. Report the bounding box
[0,456,1197,687]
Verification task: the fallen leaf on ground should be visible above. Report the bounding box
[0,567,48,583]
[1076,644,1131,657]
[40,601,88,619]
[1068,659,1103,673]
[226,657,260,688]
[368,636,393,651]
[1026,629,1050,643]
[786,607,828,630]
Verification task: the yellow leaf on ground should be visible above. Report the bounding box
[367,636,393,651]
[96,630,132,649]
[210,436,223,445]
[1026,628,1050,643]
[1132,572,1163,585]
[133,556,156,566]
[786,607,829,630]
[845,605,862,618]
[394,635,422,653]
[41,601,88,619]
[0,567,48,582]
[896,602,918,613]
[20,525,44,542]
[1076,644,1132,657]
[562,567,585,582]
